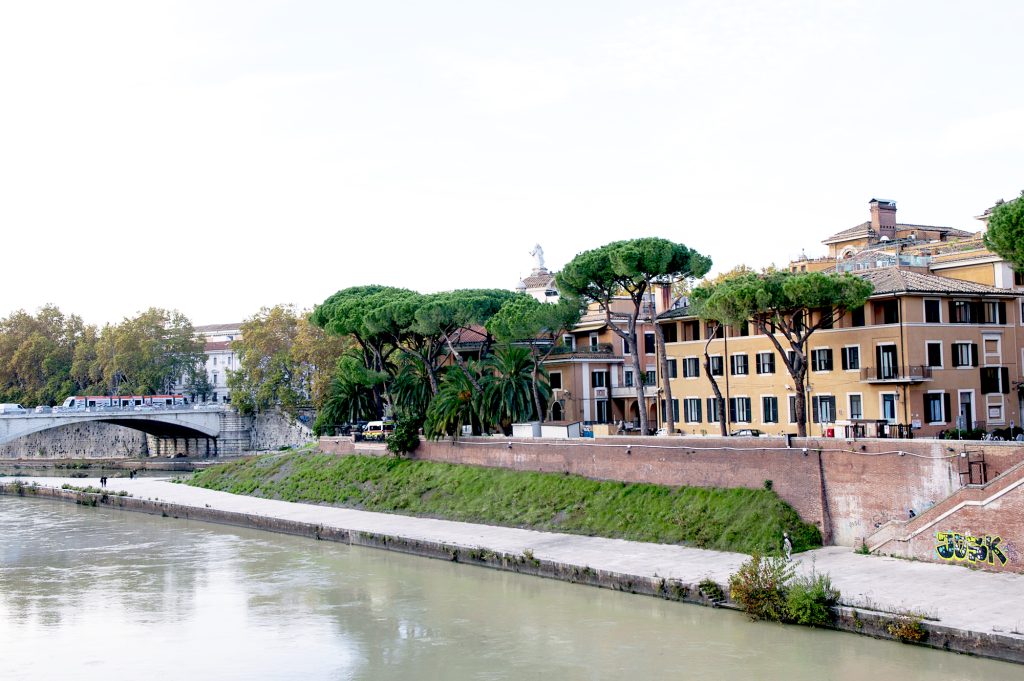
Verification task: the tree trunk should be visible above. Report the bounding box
[444,333,484,395]
[702,325,727,436]
[628,319,649,436]
[652,313,674,435]
[530,363,544,423]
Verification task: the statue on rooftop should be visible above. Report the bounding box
[529,244,545,271]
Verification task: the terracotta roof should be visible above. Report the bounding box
[860,268,1023,297]
[521,268,556,289]
[657,306,693,321]
[821,222,975,245]
[204,340,233,351]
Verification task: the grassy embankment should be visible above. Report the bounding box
[188,452,822,555]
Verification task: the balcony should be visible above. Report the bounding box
[859,366,932,383]
[548,343,614,359]
[611,385,657,399]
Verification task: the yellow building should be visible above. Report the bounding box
[661,200,1024,438]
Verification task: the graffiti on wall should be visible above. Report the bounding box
[935,532,1008,565]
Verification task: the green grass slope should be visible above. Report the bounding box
[188,452,822,555]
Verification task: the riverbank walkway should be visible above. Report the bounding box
[17,475,1024,641]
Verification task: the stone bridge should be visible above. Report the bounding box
[0,407,250,457]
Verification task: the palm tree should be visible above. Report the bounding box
[392,356,433,422]
[483,344,549,434]
[425,363,485,439]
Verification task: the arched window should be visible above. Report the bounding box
[551,402,563,421]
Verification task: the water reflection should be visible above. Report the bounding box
[0,497,1019,680]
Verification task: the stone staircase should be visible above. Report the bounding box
[865,458,1024,569]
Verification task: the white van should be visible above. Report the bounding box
[0,403,28,415]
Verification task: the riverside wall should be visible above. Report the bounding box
[319,435,1024,549]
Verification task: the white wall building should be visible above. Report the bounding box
[175,323,242,403]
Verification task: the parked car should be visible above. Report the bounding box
[0,403,28,415]
[730,428,763,437]
[34,405,52,413]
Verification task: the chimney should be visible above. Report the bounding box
[869,199,897,241]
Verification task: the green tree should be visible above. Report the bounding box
[185,366,214,402]
[483,344,549,433]
[487,294,582,423]
[229,305,347,417]
[90,308,201,395]
[691,271,872,437]
[557,238,711,435]
[0,306,91,405]
[983,191,1024,271]
[313,353,381,435]
[425,363,486,439]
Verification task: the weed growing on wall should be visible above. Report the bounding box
[886,614,927,643]
[728,553,795,621]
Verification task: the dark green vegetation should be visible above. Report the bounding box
[189,452,822,554]
[728,553,840,626]
[983,190,1024,272]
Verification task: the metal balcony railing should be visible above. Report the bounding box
[549,343,614,356]
[859,365,932,382]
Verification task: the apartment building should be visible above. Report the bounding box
[542,297,659,430]
[659,199,1024,438]
[173,322,243,403]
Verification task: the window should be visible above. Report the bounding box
[848,394,863,420]
[1016,270,1024,286]
[730,354,749,376]
[841,346,860,371]
[596,400,609,423]
[591,371,607,388]
[924,300,941,323]
[952,342,978,368]
[624,370,633,387]
[877,300,899,324]
[589,333,599,349]
[212,356,218,366]
[662,323,678,343]
[811,348,833,372]
[683,398,702,423]
[660,399,679,423]
[762,396,778,423]
[709,356,724,376]
[811,395,836,423]
[707,397,721,424]
[881,394,898,422]
[923,393,950,423]
[983,301,1007,325]
[682,357,698,378]
[729,397,752,423]
[756,352,775,374]
[989,404,1003,421]
[645,370,656,386]
[926,342,942,368]
[980,367,1010,395]
[788,395,798,423]
[644,332,656,355]
[819,307,833,329]
[851,307,865,327]
[667,359,679,379]
[681,321,700,341]
[950,300,977,324]
[562,334,575,349]
[549,372,562,390]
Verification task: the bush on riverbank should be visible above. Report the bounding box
[728,553,840,626]
[189,452,822,554]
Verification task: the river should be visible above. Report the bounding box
[0,496,1019,680]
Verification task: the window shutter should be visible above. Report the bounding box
[696,400,702,423]
[943,393,951,422]
[1001,367,1010,394]
[811,396,820,423]
[825,349,833,371]
[923,394,930,421]
[981,368,996,395]
[948,300,956,321]
[756,355,763,374]
[729,399,736,424]
[841,349,849,370]
[768,354,775,373]
[971,343,979,367]
[998,302,1007,325]
[875,345,883,373]
[972,302,984,323]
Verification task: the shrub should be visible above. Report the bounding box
[386,419,421,455]
[786,571,840,626]
[728,553,794,621]
[887,614,926,643]
[698,578,725,602]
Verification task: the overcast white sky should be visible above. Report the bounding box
[1,1,1022,326]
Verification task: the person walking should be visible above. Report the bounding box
[783,531,792,562]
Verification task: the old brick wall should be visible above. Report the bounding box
[320,435,1024,549]
[0,422,148,459]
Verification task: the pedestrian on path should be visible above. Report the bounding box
[783,532,792,561]
[99,476,107,488]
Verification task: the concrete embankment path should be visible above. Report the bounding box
[11,475,1024,659]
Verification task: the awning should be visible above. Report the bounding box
[571,322,607,333]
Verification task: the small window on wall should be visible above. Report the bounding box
[850,307,865,327]
[644,332,656,355]
[924,300,941,323]
[662,323,678,343]
[709,356,724,376]
[624,370,634,387]
[668,359,679,378]
[849,394,863,420]
[645,370,656,385]
[681,358,698,378]
[811,348,833,372]
[926,342,942,368]
[1015,270,1024,286]
[549,372,562,390]
[841,346,860,370]
[788,395,798,423]
[762,396,779,423]
[591,371,608,388]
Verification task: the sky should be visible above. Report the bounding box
[1,1,1022,326]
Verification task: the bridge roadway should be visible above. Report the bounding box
[0,406,226,449]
